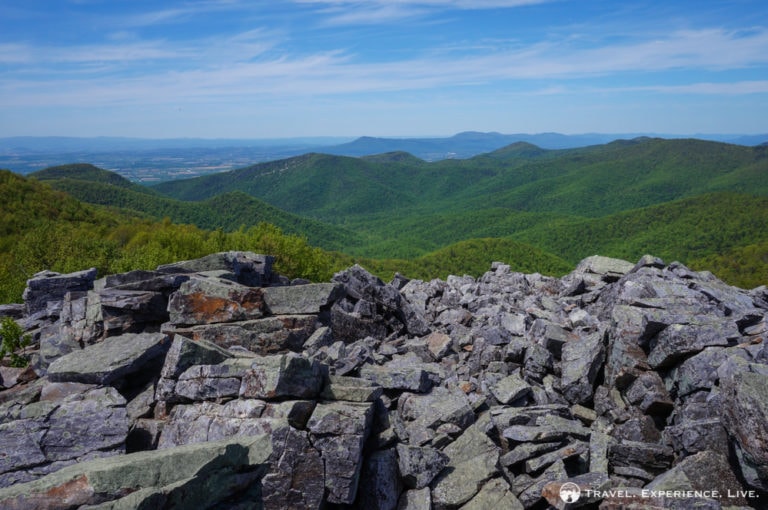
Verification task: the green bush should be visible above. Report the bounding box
[0,317,31,368]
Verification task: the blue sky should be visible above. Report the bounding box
[1,0,767,138]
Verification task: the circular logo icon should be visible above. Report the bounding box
[559,482,582,503]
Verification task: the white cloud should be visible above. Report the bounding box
[2,22,768,109]
[291,0,556,25]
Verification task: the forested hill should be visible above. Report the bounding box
[152,137,768,221]
[7,136,767,298]
[30,164,361,252]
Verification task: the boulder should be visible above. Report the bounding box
[561,331,605,404]
[157,251,276,287]
[239,353,322,400]
[0,434,273,510]
[23,268,97,317]
[47,332,170,385]
[167,276,266,326]
[307,401,374,504]
[431,416,501,509]
[719,358,768,490]
[262,282,343,315]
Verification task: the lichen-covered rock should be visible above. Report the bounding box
[0,434,273,510]
[168,276,266,326]
[47,332,170,385]
[308,401,374,505]
[719,358,768,491]
[396,444,449,490]
[262,282,343,315]
[431,416,500,509]
[23,268,97,317]
[239,353,322,400]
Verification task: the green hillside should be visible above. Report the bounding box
[0,171,342,302]
[5,136,766,298]
[690,240,768,289]
[1,170,571,303]
[152,138,768,222]
[31,163,158,195]
[355,238,573,281]
[30,169,362,252]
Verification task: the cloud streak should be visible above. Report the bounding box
[3,26,768,108]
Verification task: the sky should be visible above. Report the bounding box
[1,0,767,138]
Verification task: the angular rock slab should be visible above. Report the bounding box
[460,478,523,510]
[308,401,374,505]
[561,331,605,405]
[23,268,97,316]
[490,371,532,405]
[359,363,433,393]
[262,427,324,510]
[720,359,768,491]
[47,332,170,385]
[158,399,286,449]
[159,335,232,380]
[167,276,265,326]
[0,434,273,510]
[0,386,128,488]
[645,450,749,507]
[172,315,320,355]
[397,444,449,490]
[239,353,322,400]
[431,416,501,509]
[157,251,276,287]
[357,448,402,510]
[262,283,343,315]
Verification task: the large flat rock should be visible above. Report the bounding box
[47,332,170,385]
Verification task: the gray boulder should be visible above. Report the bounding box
[397,444,449,490]
[431,416,500,509]
[23,268,97,317]
[239,353,322,400]
[167,276,266,326]
[47,332,170,385]
[157,251,276,287]
[308,401,375,504]
[719,358,768,490]
[560,331,605,404]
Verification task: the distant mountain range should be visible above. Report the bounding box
[2,131,767,178]
[323,131,768,160]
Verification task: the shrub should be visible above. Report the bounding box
[0,317,31,368]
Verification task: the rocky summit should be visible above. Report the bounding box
[0,251,766,509]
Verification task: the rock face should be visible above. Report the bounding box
[1,251,767,509]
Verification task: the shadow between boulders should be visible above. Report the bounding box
[136,444,266,510]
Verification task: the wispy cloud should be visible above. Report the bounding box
[611,81,768,95]
[3,25,768,109]
[118,0,249,28]
[291,0,556,25]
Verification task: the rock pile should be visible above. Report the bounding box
[0,251,766,509]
